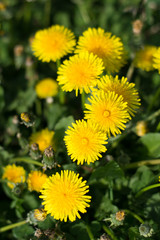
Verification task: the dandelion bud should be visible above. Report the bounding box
[14,45,24,57]
[100,233,110,240]
[132,19,143,35]
[115,210,125,222]
[34,209,47,222]
[26,210,38,226]
[139,224,154,237]
[42,146,55,169]
[34,228,43,238]
[12,183,24,196]
[20,112,35,127]
[136,121,148,137]
[104,211,125,227]
[29,143,42,160]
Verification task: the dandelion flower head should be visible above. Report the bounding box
[75,27,127,73]
[31,25,76,62]
[57,52,104,96]
[2,164,26,189]
[98,75,140,116]
[35,78,58,99]
[64,119,107,165]
[30,129,55,152]
[153,47,160,73]
[85,90,130,137]
[134,46,157,71]
[40,170,91,222]
[27,171,47,192]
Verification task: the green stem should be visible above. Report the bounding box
[86,225,94,240]
[81,91,85,111]
[146,108,160,122]
[44,0,51,26]
[10,157,43,167]
[147,87,160,113]
[135,183,160,198]
[124,159,160,169]
[35,98,42,116]
[56,59,65,105]
[126,62,134,82]
[102,224,118,240]
[109,181,113,201]
[124,209,144,224]
[0,220,26,233]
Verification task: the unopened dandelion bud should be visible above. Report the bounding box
[136,121,148,137]
[132,19,143,35]
[105,211,125,227]
[115,210,125,222]
[26,210,38,226]
[34,209,47,222]
[139,224,154,237]
[42,146,55,169]
[29,143,42,160]
[12,115,19,125]
[100,233,110,240]
[34,228,43,238]
[12,182,24,196]
[20,112,35,127]
[14,45,24,57]
[14,45,24,69]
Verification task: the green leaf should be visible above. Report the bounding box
[37,215,56,230]
[139,133,160,158]
[89,161,124,183]
[70,222,89,240]
[128,226,140,240]
[44,103,66,129]
[129,166,154,193]
[12,223,34,240]
[95,192,118,220]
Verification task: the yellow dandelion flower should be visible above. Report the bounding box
[27,171,47,192]
[57,52,104,96]
[35,78,58,99]
[64,120,107,165]
[30,129,55,152]
[134,46,157,71]
[98,75,140,117]
[31,25,76,62]
[136,121,148,137]
[2,164,26,189]
[40,170,91,222]
[84,90,130,137]
[153,47,160,73]
[75,27,127,73]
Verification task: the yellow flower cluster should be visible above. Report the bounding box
[28,25,143,223]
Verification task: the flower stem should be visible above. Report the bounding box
[135,183,160,198]
[10,157,43,167]
[81,91,85,111]
[124,209,144,223]
[86,225,94,240]
[146,108,160,121]
[56,59,65,104]
[0,220,26,233]
[124,159,160,169]
[102,224,118,240]
[35,98,42,116]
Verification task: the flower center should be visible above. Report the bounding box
[103,110,110,118]
[82,137,89,145]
